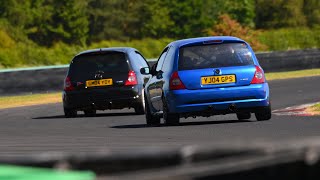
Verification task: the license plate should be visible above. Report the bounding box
[86,79,113,87]
[201,75,236,85]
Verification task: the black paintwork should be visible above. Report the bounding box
[63,47,151,111]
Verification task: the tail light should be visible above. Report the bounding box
[251,65,266,84]
[64,76,74,91]
[169,71,186,90]
[125,70,138,86]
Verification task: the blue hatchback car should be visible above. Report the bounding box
[141,36,271,126]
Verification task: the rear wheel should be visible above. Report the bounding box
[145,95,160,126]
[134,90,145,115]
[255,106,272,121]
[163,98,180,126]
[236,112,251,120]
[84,109,96,117]
[64,108,77,118]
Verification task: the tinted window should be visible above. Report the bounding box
[156,48,168,71]
[133,52,149,69]
[179,43,254,70]
[161,46,175,72]
[69,52,128,79]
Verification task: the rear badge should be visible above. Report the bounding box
[77,82,84,86]
[214,69,221,75]
[240,78,249,81]
[94,74,103,79]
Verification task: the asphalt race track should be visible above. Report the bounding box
[0,76,320,156]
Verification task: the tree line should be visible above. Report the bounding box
[0,0,319,47]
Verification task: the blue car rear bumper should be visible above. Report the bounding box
[166,83,270,114]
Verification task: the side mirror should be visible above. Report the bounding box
[140,67,150,75]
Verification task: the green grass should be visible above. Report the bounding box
[0,92,61,109]
[1,69,320,109]
[258,28,320,51]
[307,103,320,115]
[313,104,320,110]
[265,68,320,80]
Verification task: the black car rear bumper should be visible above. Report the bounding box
[63,85,143,110]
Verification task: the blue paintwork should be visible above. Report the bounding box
[166,83,269,113]
[144,36,270,116]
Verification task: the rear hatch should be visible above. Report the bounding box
[178,42,256,90]
[67,51,132,101]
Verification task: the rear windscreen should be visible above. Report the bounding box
[68,52,128,79]
[179,43,254,70]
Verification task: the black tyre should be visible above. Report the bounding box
[134,90,145,115]
[64,108,77,118]
[236,112,251,120]
[163,99,179,126]
[255,106,272,121]
[145,95,160,126]
[84,109,96,117]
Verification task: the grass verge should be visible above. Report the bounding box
[0,68,320,109]
[265,68,320,81]
[0,92,61,109]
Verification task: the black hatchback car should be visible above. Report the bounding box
[62,47,150,117]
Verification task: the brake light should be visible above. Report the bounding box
[251,66,265,84]
[203,40,223,44]
[64,76,74,91]
[125,70,138,86]
[169,71,186,90]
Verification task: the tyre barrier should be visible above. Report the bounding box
[1,138,320,179]
[0,49,319,95]
[257,49,320,72]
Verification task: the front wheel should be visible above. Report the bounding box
[134,90,145,115]
[145,95,160,126]
[163,99,179,126]
[255,106,272,121]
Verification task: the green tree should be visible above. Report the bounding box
[87,0,147,41]
[43,0,89,46]
[163,0,208,38]
[140,0,174,38]
[255,0,307,29]
[163,0,256,39]
[0,0,89,46]
[222,0,256,27]
[0,0,34,29]
[207,14,267,51]
[25,0,54,46]
[303,0,320,27]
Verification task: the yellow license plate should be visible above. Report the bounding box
[201,75,236,85]
[86,79,113,87]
